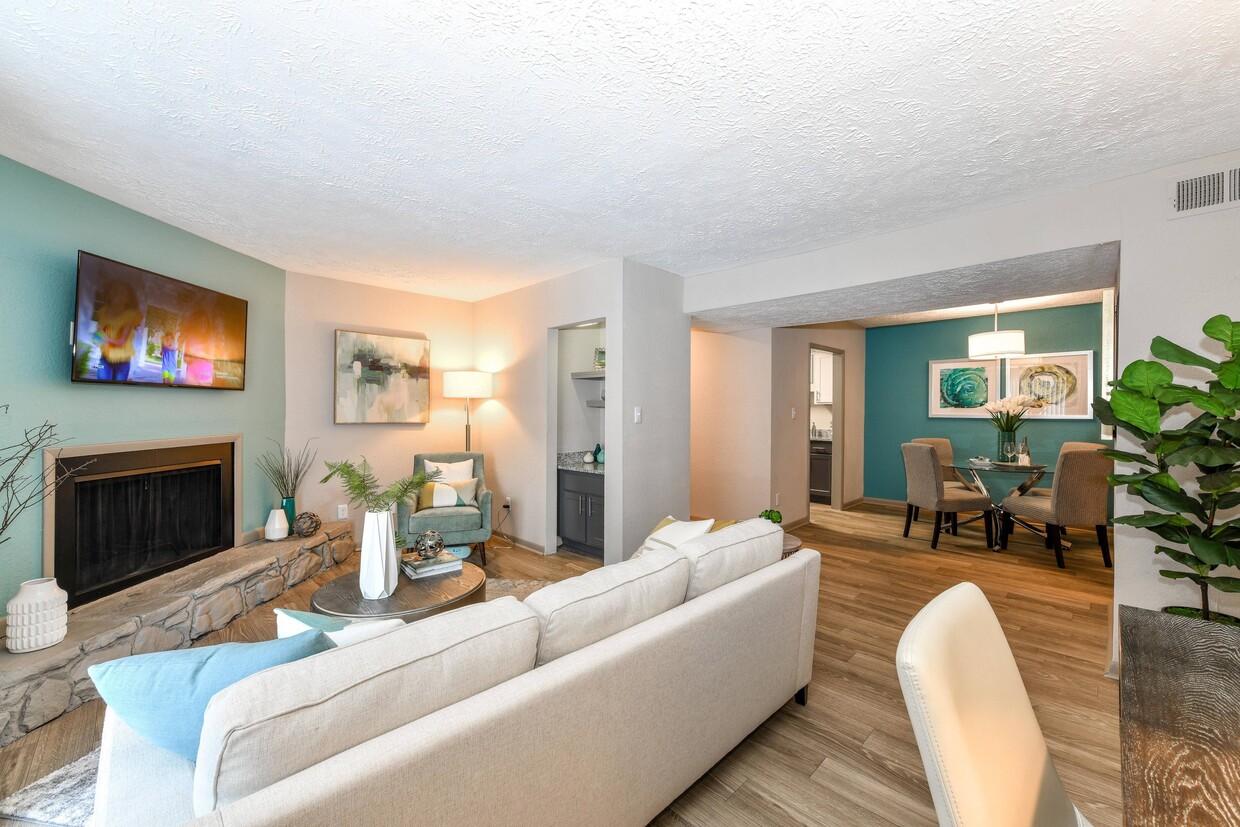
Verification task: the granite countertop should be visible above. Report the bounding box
[558,451,605,475]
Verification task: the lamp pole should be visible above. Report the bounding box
[463,397,473,451]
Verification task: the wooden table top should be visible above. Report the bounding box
[1120,605,1240,826]
[311,562,486,622]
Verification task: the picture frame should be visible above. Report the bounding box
[334,329,431,424]
[1005,350,1094,419]
[929,359,999,418]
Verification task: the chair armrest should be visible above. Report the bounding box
[478,488,492,531]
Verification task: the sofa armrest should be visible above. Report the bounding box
[95,707,196,827]
[396,499,414,539]
[478,487,493,532]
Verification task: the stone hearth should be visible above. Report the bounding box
[0,521,355,748]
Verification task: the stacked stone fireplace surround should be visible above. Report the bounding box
[0,521,355,748]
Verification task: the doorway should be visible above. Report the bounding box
[808,345,844,520]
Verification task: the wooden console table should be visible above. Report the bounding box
[1120,605,1240,826]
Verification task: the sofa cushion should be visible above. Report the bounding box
[523,548,690,666]
[677,518,784,600]
[407,504,483,534]
[417,478,479,510]
[273,609,405,648]
[193,597,540,815]
[87,630,333,762]
[425,458,474,482]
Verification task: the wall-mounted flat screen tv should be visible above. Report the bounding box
[71,252,248,390]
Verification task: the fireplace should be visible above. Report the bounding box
[48,437,238,608]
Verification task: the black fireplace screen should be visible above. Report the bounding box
[55,442,235,607]
[74,462,223,596]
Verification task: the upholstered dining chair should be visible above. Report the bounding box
[912,438,969,490]
[1021,442,1107,499]
[1000,447,1113,569]
[897,582,1093,827]
[395,452,493,565]
[902,443,994,549]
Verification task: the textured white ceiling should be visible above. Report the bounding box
[1,2,1237,300]
[692,243,1119,331]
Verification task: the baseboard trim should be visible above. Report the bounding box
[496,533,544,555]
[859,496,905,509]
[782,517,809,531]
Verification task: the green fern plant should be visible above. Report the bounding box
[320,458,434,512]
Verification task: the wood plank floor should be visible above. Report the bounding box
[0,507,1119,826]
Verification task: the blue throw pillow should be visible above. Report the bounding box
[88,630,333,761]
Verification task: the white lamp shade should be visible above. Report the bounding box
[968,329,1026,360]
[442,370,493,399]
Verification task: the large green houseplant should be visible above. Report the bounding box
[1097,314,1240,624]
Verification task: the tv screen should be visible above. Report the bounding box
[71,252,248,390]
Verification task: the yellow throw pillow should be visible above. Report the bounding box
[416,478,479,511]
[652,516,737,534]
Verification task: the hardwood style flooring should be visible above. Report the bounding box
[0,507,1119,826]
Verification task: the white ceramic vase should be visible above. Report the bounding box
[6,578,69,653]
[360,509,399,599]
[265,508,290,541]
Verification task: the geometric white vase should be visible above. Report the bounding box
[359,509,399,599]
[265,508,290,541]
[6,577,69,653]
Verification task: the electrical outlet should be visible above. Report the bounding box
[337,504,348,519]
[505,496,513,509]
[791,407,797,420]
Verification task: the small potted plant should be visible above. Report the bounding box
[1097,313,1240,625]
[983,394,1044,462]
[256,439,317,531]
[321,459,434,599]
[759,509,783,524]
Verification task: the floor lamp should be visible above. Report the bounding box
[443,371,493,451]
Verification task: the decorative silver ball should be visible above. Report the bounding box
[413,530,445,559]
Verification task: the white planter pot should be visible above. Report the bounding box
[360,510,399,599]
[265,508,290,541]
[6,578,69,653]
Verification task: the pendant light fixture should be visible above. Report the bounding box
[968,303,1025,360]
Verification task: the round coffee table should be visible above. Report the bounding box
[311,562,486,622]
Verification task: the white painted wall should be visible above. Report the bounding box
[473,260,623,554]
[283,272,475,536]
[689,328,773,520]
[619,260,692,557]
[771,326,866,525]
[556,325,605,453]
[1110,150,1240,647]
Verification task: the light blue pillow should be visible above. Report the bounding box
[88,630,333,761]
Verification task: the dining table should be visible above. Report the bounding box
[949,460,1056,551]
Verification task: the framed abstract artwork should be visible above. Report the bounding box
[334,329,431,424]
[1006,350,1094,419]
[928,359,999,418]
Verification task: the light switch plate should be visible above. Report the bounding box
[634,406,642,424]
[337,504,348,519]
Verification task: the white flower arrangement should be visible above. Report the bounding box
[984,394,1045,431]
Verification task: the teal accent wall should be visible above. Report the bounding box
[864,303,1109,501]
[0,155,285,611]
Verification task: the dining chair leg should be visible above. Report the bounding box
[951,512,959,536]
[1096,525,1112,567]
[983,511,994,548]
[1000,513,1012,550]
[1048,525,1065,568]
[913,506,920,522]
[931,511,943,549]
[903,503,914,538]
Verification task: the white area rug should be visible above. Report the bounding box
[0,578,554,825]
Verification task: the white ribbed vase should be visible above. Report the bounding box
[359,510,398,599]
[6,578,69,653]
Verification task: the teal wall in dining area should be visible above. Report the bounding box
[864,303,1109,501]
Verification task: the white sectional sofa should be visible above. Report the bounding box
[94,519,821,827]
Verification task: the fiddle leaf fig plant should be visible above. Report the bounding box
[1096,314,1240,623]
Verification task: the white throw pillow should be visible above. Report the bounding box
[273,609,404,648]
[634,516,714,557]
[425,458,474,482]
[677,518,783,600]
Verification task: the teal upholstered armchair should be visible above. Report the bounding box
[397,452,492,565]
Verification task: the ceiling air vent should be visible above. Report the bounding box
[1167,166,1240,219]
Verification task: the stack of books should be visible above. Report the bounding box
[400,550,463,580]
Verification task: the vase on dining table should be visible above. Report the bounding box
[997,430,1018,462]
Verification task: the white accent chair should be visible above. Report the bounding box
[896,583,1092,827]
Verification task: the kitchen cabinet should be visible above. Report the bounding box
[810,440,832,505]
[811,351,833,405]
[558,470,604,556]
